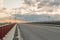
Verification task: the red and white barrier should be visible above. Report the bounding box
[0,23,16,40]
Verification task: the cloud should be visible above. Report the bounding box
[0,13,10,18]
[11,14,60,22]
[24,0,60,7]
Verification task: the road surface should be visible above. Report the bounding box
[18,24,60,40]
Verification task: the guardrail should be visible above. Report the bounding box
[0,23,16,40]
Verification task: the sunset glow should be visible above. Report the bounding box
[0,20,26,23]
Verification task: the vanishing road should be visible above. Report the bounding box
[18,24,60,40]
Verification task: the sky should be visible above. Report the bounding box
[4,0,60,9]
[0,0,60,22]
[4,0,24,9]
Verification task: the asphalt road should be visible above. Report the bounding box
[18,24,60,40]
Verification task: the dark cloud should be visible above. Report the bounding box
[24,0,60,7]
[12,14,60,22]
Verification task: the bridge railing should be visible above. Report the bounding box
[0,23,16,40]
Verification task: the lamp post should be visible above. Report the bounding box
[14,9,16,23]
